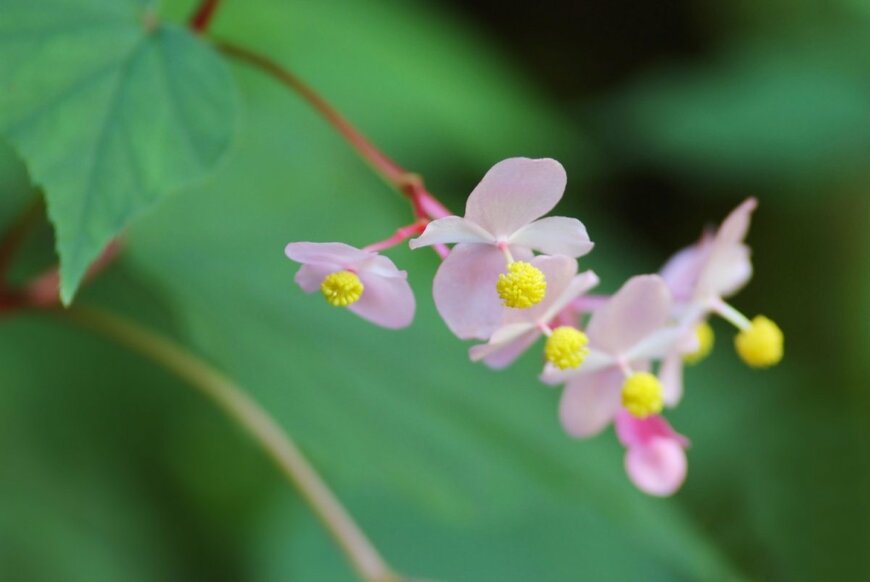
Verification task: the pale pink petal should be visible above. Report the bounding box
[625,438,687,497]
[470,326,541,369]
[699,244,752,299]
[558,367,623,438]
[696,198,756,298]
[659,352,684,407]
[540,349,613,384]
[614,409,687,447]
[433,243,531,340]
[626,326,684,363]
[585,275,671,355]
[469,322,536,360]
[349,271,415,329]
[285,242,371,266]
[464,158,567,238]
[409,216,494,249]
[294,263,336,293]
[508,216,594,258]
[540,270,600,324]
[659,233,713,302]
[715,197,757,250]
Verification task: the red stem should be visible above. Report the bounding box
[361,221,428,253]
[214,40,452,223]
[189,0,222,33]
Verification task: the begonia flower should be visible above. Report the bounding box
[660,197,782,378]
[615,409,688,497]
[543,275,683,438]
[285,242,414,329]
[468,255,599,370]
[409,157,593,340]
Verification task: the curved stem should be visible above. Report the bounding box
[60,305,401,582]
[189,0,222,33]
[213,39,449,222]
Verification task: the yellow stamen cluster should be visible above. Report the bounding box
[496,261,546,308]
[734,315,783,368]
[622,372,664,418]
[684,321,715,364]
[320,271,364,307]
[544,326,589,370]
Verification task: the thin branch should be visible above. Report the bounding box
[189,0,222,33]
[60,305,402,582]
[213,39,451,222]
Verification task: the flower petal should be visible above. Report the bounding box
[699,244,752,299]
[540,270,600,324]
[433,243,532,339]
[294,263,336,293]
[659,352,684,407]
[469,324,540,369]
[624,438,687,497]
[715,197,757,249]
[697,198,756,298]
[540,349,613,384]
[464,158,567,238]
[508,216,593,258]
[586,275,671,355]
[614,409,686,447]
[659,233,713,302]
[626,326,684,362]
[558,367,623,438]
[350,271,415,329]
[409,216,494,249]
[285,241,371,266]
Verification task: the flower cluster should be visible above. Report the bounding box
[285,158,783,496]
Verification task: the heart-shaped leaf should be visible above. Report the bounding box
[0,0,239,303]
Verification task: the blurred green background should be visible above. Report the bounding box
[1,0,868,580]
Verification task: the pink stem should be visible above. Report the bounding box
[361,222,427,253]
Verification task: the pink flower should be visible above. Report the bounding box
[468,255,599,369]
[409,157,593,340]
[285,242,415,329]
[543,275,682,437]
[658,197,758,403]
[615,410,688,497]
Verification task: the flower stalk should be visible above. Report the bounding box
[213,40,449,222]
[60,305,402,582]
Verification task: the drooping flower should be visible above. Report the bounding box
[614,409,688,497]
[409,157,593,340]
[285,242,415,329]
[468,255,599,370]
[659,198,783,403]
[543,275,682,437]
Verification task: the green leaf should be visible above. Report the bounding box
[0,0,238,303]
[109,1,739,577]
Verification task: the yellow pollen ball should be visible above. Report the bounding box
[544,327,589,370]
[320,271,364,307]
[734,315,783,368]
[684,321,715,364]
[621,372,664,418]
[496,261,546,308]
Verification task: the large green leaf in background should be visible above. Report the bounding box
[115,0,735,579]
[0,0,238,303]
